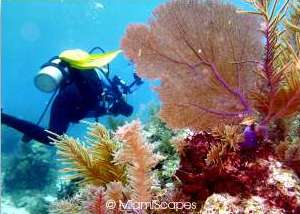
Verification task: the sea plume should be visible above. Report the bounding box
[121,0,262,131]
[244,0,300,123]
[114,120,162,202]
[52,123,126,186]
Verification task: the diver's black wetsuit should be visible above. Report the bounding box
[2,67,133,146]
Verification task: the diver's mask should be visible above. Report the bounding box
[34,57,70,92]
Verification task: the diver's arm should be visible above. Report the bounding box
[1,113,54,146]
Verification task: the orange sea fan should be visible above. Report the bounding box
[121,0,263,131]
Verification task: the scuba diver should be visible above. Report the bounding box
[1,47,143,146]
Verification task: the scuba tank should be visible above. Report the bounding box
[34,57,69,93]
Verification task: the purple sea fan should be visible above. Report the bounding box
[121,0,263,131]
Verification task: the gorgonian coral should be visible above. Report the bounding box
[114,120,163,203]
[245,0,300,123]
[121,0,262,131]
[52,123,126,186]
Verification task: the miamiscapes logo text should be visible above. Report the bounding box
[106,199,197,211]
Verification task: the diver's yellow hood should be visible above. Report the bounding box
[59,49,122,70]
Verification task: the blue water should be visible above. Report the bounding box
[2,0,167,139]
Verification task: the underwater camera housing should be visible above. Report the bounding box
[96,68,143,116]
[34,57,70,93]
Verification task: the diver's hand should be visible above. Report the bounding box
[109,100,133,117]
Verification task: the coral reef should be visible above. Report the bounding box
[3,143,56,192]
[122,0,300,141]
[143,105,180,187]
[2,142,57,214]
[120,1,300,212]
[173,132,300,212]
[48,1,300,213]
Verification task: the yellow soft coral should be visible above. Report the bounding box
[52,122,126,186]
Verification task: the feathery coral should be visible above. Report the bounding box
[170,136,187,157]
[121,0,262,131]
[104,181,125,213]
[205,143,225,166]
[114,120,162,202]
[213,125,243,151]
[104,181,125,203]
[53,123,126,186]
[84,186,106,214]
[205,125,243,167]
[245,0,300,123]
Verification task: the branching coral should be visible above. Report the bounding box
[52,123,126,186]
[114,120,163,202]
[121,0,262,131]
